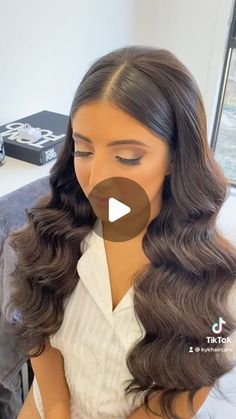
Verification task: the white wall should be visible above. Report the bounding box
[1,0,235,243]
[0,0,234,139]
[0,0,136,125]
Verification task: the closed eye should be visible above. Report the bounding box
[72,151,142,166]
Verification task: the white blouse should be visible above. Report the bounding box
[32,217,236,418]
[32,218,146,418]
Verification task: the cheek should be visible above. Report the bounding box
[74,160,88,188]
[73,156,168,201]
[131,160,167,200]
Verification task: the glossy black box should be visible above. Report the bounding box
[0,110,69,165]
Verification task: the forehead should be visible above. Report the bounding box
[71,101,167,149]
[72,101,145,132]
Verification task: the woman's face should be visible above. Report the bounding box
[71,101,172,221]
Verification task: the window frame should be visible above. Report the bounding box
[210,0,236,188]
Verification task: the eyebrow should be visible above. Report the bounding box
[72,132,150,148]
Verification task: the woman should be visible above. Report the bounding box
[5,45,236,418]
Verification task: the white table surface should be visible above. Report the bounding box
[0,156,55,198]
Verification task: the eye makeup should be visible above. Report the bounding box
[72,150,143,166]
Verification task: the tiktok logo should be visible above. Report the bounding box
[211,317,226,334]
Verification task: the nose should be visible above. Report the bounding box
[88,154,114,192]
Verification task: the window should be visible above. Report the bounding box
[211,1,236,187]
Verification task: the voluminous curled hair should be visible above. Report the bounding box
[5,45,236,418]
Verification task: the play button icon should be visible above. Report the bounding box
[108,197,131,222]
[88,177,151,242]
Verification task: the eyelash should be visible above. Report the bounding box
[72,151,142,166]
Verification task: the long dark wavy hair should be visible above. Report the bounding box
[4,45,236,418]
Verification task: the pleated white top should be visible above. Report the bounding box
[32,217,236,418]
[32,218,146,418]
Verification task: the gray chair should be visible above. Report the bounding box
[0,175,50,419]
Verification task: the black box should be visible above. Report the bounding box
[0,110,69,165]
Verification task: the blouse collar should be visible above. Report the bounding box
[76,218,134,328]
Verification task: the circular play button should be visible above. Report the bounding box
[88,177,151,242]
